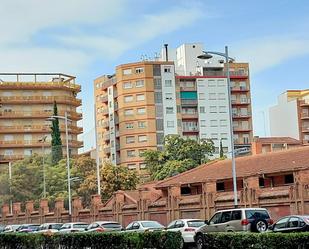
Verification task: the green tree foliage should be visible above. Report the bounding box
[219,139,224,158]
[51,101,63,165]
[142,135,214,180]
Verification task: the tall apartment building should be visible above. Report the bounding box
[0,73,83,164]
[270,90,309,144]
[94,43,253,171]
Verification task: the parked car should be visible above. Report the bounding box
[16,224,40,233]
[167,219,205,245]
[0,225,5,233]
[268,215,309,233]
[125,220,164,232]
[195,208,273,249]
[58,222,89,233]
[36,223,63,234]
[3,225,21,233]
[86,221,122,233]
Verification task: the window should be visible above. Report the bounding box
[209,93,216,100]
[156,119,164,130]
[139,163,146,169]
[217,80,225,87]
[135,67,144,74]
[127,150,135,157]
[124,95,133,102]
[136,94,145,101]
[156,133,164,144]
[288,217,300,228]
[164,67,171,73]
[167,121,174,127]
[165,79,172,87]
[211,133,218,140]
[154,78,162,89]
[138,121,146,128]
[165,93,173,100]
[210,120,218,127]
[137,108,146,115]
[274,217,289,230]
[216,182,225,191]
[123,69,132,75]
[139,149,146,156]
[284,174,294,184]
[208,80,216,87]
[166,107,174,114]
[220,133,228,140]
[209,213,222,225]
[221,211,232,223]
[219,106,227,113]
[124,109,133,116]
[126,136,135,144]
[125,123,134,129]
[127,164,136,170]
[181,186,191,195]
[231,210,242,220]
[218,93,226,100]
[24,149,32,156]
[4,149,13,155]
[199,93,205,100]
[136,80,144,87]
[154,92,163,103]
[138,135,147,142]
[220,119,227,127]
[4,135,13,141]
[200,106,206,113]
[210,106,217,113]
[123,82,132,89]
[259,177,265,187]
[200,120,206,127]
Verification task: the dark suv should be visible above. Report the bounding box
[195,208,273,249]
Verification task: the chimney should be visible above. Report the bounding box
[164,44,168,61]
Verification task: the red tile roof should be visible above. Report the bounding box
[254,136,302,145]
[156,146,309,188]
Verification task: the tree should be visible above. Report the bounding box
[142,135,214,180]
[51,101,63,165]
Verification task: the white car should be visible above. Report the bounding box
[125,220,164,232]
[36,223,63,234]
[86,221,122,232]
[3,225,20,233]
[58,222,89,233]
[167,219,205,244]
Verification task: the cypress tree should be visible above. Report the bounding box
[219,139,224,158]
[51,101,63,165]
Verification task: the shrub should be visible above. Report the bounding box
[0,231,182,249]
[203,232,309,249]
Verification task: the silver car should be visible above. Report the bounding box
[86,221,122,232]
[125,220,164,232]
[167,219,205,244]
[195,208,272,249]
[58,222,89,233]
[36,223,63,234]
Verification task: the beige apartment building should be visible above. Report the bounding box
[270,89,309,144]
[0,73,83,164]
[94,43,253,172]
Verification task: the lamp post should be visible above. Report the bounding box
[8,161,12,214]
[198,46,238,207]
[38,135,47,198]
[47,112,72,216]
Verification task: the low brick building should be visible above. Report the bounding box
[1,147,309,226]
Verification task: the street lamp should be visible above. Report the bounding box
[38,135,47,198]
[47,112,72,216]
[197,46,238,207]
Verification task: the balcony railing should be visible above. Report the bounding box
[232,112,251,118]
[231,86,249,92]
[0,96,81,106]
[181,112,198,119]
[102,121,109,128]
[233,139,250,145]
[180,86,197,91]
[100,95,108,103]
[300,101,309,107]
[101,109,109,115]
[203,70,248,77]
[0,140,83,148]
[233,126,251,132]
[103,147,110,154]
[103,133,110,141]
[0,125,82,134]
[0,155,25,161]
[181,99,198,106]
[0,110,82,120]
[182,127,199,132]
[302,126,309,132]
[301,113,309,119]
[231,99,250,105]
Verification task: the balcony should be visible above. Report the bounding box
[231,86,249,92]
[300,101,309,107]
[0,125,82,134]
[0,140,83,148]
[0,110,82,120]
[234,139,250,145]
[301,126,309,133]
[181,99,198,106]
[114,115,119,125]
[102,121,109,129]
[0,96,81,106]
[103,147,111,154]
[232,112,251,119]
[203,70,248,78]
[180,86,197,91]
[233,126,252,132]
[182,127,199,132]
[100,95,108,103]
[182,112,198,119]
[101,108,109,116]
[0,154,24,162]
[100,76,117,90]
[103,133,110,142]
[231,99,250,105]
[301,113,309,119]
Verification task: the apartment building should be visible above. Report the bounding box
[0,73,83,164]
[269,90,309,144]
[94,43,253,171]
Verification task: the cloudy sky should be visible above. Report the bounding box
[1,0,309,151]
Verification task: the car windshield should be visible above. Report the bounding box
[29,225,40,230]
[245,210,270,220]
[51,224,62,230]
[141,221,163,228]
[102,223,122,229]
[73,224,88,229]
[187,220,205,227]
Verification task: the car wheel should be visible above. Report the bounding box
[195,234,204,249]
[254,219,268,233]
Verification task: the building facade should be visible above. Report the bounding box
[94,43,253,171]
[270,90,309,144]
[0,73,83,164]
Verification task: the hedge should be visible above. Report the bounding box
[203,232,309,249]
[0,231,183,249]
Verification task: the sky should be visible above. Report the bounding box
[1,0,309,152]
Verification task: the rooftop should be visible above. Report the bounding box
[253,136,302,145]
